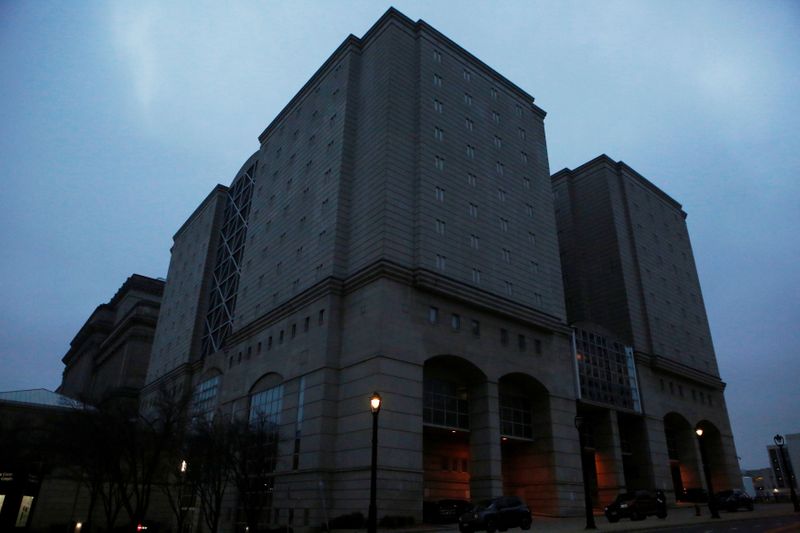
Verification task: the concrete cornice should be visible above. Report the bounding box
[637,351,726,390]
[225,260,570,350]
[173,184,228,241]
[551,154,686,216]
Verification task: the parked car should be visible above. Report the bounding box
[604,490,667,522]
[678,487,708,503]
[715,489,754,512]
[424,499,472,523]
[458,496,532,533]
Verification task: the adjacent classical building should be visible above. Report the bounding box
[58,273,164,407]
[140,8,740,531]
[552,155,740,504]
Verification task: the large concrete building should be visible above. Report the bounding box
[141,8,739,531]
[58,273,164,407]
[552,155,740,504]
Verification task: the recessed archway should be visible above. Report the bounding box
[664,412,702,498]
[422,356,487,505]
[498,373,555,515]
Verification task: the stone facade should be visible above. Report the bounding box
[142,8,580,530]
[140,8,740,533]
[552,155,740,505]
[58,273,164,406]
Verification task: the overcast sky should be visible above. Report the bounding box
[1,1,798,469]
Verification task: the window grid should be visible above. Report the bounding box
[423,379,469,430]
[500,394,533,439]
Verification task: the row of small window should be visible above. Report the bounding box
[430,50,526,118]
[660,378,714,406]
[434,126,529,160]
[227,309,326,368]
[434,154,519,178]
[435,216,537,240]
[269,121,339,165]
[431,258,544,301]
[434,186,535,216]
[427,306,542,353]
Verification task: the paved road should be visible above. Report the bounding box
[643,513,800,532]
[383,504,799,533]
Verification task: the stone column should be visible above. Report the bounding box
[642,415,675,500]
[469,379,503,500]
[594,410,626,507]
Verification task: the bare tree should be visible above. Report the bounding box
[229,416,281,532]
[187,416,234,533]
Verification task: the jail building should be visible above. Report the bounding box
[140,8,740,530]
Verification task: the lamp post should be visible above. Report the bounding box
[774,434,800,512]
[574,415,596,530]
[695,427,720,519]
[368,392,382,533]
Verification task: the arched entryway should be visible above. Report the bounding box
[422,355,486,503]
[664,412,702,497]
[498,373,555,515]
[696,420,728,491]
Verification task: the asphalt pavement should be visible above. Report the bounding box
[384,503,799,533]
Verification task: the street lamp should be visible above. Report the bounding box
[773,434,800,512]
[368,392,382,533]
[695,426,720,519]
[574,415,596,530]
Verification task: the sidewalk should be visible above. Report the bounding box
[382,503,798,533]
[531,502,797,531]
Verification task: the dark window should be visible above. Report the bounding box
[304,317,310,332]
[534,339,542,354]
[291,324,297,338]
[471,320,480,337]
[318,309,325,325]
[500,329,509,346]
[518,334,526,351]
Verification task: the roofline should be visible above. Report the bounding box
[552,154,685,213]
[173,184,228,241]
[257,7,546,144]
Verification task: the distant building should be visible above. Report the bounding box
[0,389,83,530]
[58,274,164,406]
[742,467,778,500]
[552,155,741,502]
[767,433,799,495]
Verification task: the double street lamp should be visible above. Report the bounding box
[694,427,720,519]
[574,415,596,530]
[368,392,382,533]
[773,434,800,512]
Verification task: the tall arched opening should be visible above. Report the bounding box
[422,355,487,504]
[663,412,702,497]
[498,373,555,515]
[696,420,729,491]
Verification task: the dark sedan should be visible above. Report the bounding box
[458,496,532,533]
[715,489,754,511]
[604,490,667,522]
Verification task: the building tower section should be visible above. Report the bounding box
[143,8,581,530]
[552,154,740,505]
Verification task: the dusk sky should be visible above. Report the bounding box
[1,1,797,470]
